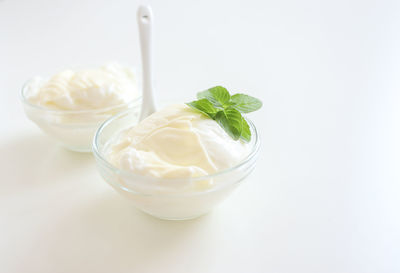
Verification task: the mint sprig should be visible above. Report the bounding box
[186,86,262,142]
[215,108,243,140]
[197,86,231,108]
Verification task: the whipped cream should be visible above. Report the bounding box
[26,63,138,110]
[107,104,250,181]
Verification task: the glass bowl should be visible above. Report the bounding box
[92,108,261,220]
[21,79,142,152]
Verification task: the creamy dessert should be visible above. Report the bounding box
[26,63,138,110]
[94,86,261,219]
[22,63,140,152]
[107,104,249,188]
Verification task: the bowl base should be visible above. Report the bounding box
[141,210,210,221]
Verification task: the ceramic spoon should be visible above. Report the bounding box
[137,5,156,121]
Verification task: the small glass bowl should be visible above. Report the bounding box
[21,79,142,152]
[92,108,260,220]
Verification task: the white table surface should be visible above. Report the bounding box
[1,0,400,272]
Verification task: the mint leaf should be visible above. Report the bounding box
[240,117,251,142]
[197,86,230,108]
[215,108,243,140]
[187,99,219,118]
[230,94,262,113]
[187,86,261,142]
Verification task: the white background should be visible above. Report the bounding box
[1,0,400,272]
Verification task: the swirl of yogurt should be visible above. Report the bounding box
[107,104,250,182]
[26,63,138,110]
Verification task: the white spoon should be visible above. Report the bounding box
[137,5,156,121]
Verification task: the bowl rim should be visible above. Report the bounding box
[20,78,142,114]
[92,107,261,195]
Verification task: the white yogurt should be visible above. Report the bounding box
[107,104,249,190]
[23,63,140,152]
[26,63,138,110]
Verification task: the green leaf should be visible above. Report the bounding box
[186,99,219,118]
[240,117,251,142]
[215,108,243,140]
[187,86,262,142]
[230,93,262,113]
[197,86,231,108]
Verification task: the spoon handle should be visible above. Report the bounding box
[137,5,156,121]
